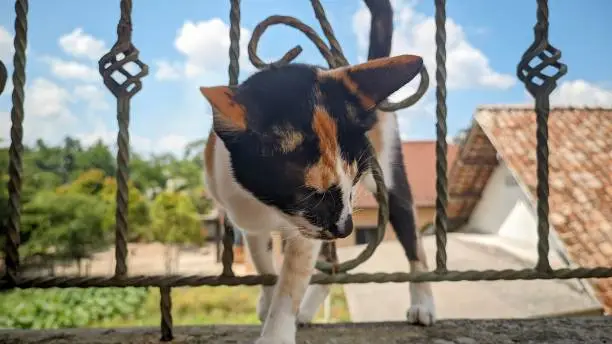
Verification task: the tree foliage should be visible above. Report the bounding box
[0,136,212,272]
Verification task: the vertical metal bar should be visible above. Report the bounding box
[222,214,235,277]
[433,0,448,273]
[532,0,552,273]
[115,97,130,276]
[97,0,153,336]
[3,0,28,285]
[517,0,566,273]
[228,0,241,87]
[220,0,241,277]
[160,286,173,342]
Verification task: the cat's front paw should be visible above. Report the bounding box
[254,336,296,344]
[407,284,436,326]
[407,303,436,326]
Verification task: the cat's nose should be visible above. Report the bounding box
[334,215,353,239]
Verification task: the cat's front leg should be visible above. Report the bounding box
[243,233,276,323]
[255,232,321,344]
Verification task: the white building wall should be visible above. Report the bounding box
[467,163,539,246]
[460,162,602,310]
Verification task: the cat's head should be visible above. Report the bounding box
[201,55,422,240]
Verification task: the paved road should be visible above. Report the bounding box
[337,234,601,322]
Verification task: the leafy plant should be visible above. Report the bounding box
[0,287,149,329]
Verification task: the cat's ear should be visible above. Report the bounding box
[321,54,423,111]
[199,86,247,133]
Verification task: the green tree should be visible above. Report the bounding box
[57,169,152,242]
[150,191,201,273]
[99,175,151,242]
[21,191,109,273]
[130,152,167,194]
[73,139,115,178]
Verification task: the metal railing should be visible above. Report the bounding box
[1,0,611,342]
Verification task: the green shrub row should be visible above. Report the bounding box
[0,287,149,329]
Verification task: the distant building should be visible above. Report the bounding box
[447,105,611,315]
[336,140,459,247]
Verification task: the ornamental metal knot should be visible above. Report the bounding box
[98,42,149,99]
[518,41,567,98]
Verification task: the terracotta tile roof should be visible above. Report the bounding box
[354,141,459,208]
[447,105,612,314]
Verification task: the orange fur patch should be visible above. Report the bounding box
[305,107,339,190]
[200,86,247,131]
[351,55,421,72]
[319,69,376,110]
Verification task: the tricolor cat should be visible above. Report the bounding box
[201,1,435,342]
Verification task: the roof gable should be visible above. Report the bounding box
[448,105,612,312]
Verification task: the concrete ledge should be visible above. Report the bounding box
[0,317,610,344]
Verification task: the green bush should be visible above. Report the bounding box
[0,287,149,329]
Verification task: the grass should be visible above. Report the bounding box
[88,285,350,328]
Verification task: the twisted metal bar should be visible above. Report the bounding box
[0,60,7,95]
[433,0,448,273]
[517,0,567,273]
[3,0,28,285]
[218,0,241,281]
[309,0,349,66]
[1,267,611,290]
[98,0,148,277]
[221,214,235,277]
[248,15,338,69]
[114,98,130,276]
[228,0,241,86]
[246,0,428,112]
[160,287,173,342]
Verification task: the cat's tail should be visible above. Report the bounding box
[364,0,393,60]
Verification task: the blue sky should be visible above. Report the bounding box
[1,0,611,156]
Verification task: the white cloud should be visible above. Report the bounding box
[74,84,110,111]
[44,57,100,82]
[25,78,73,119]
[155,18,253,80]
[154,60,183,81]
[0,26,13,62]
[158,134,189,154]
[2,78,78,145]
[352,0,515,90]
[76,123,190,156]
[59,28,107,60]
[550,80,612,107]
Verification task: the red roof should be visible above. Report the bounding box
[448,105,612,313]
[354,140,459,208]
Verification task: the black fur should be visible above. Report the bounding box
[220,64,373,236]
[388,141,419,261]
[215,0,423,260]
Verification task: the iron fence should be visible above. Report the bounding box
[1,0,611,342]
